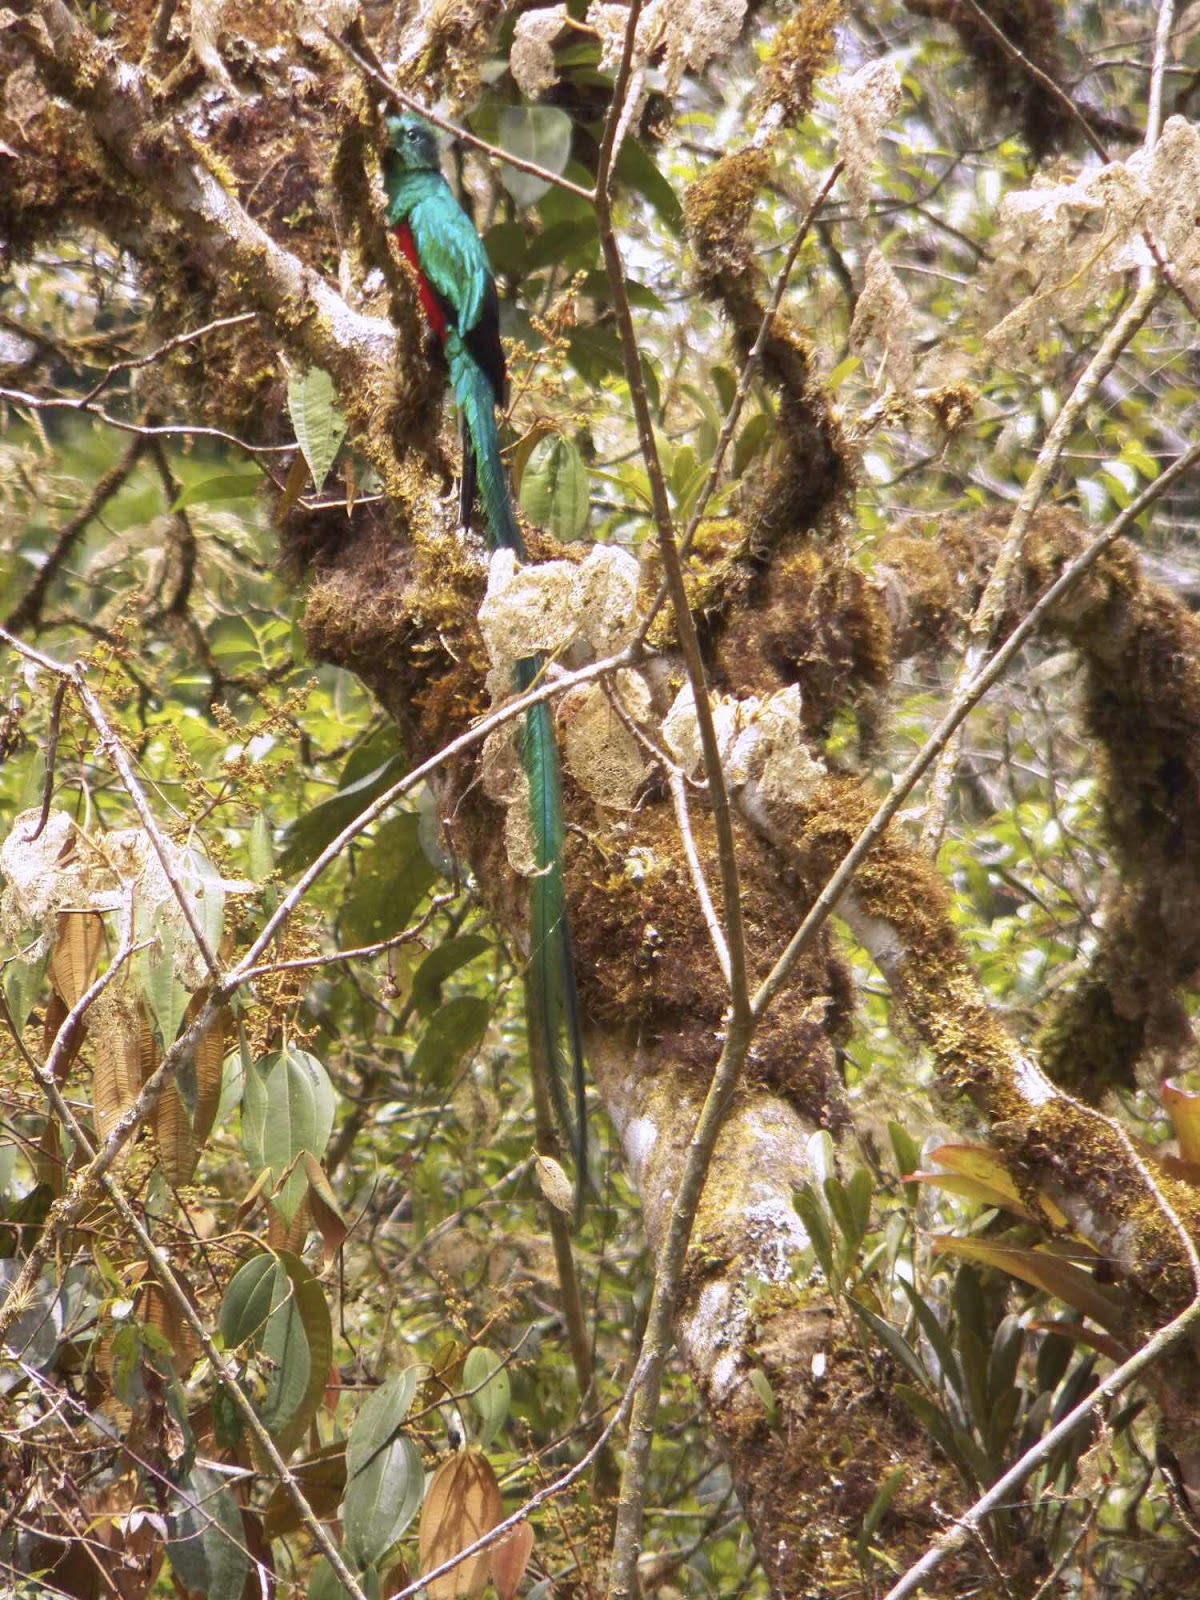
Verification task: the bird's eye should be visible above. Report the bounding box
[406,128,419,141]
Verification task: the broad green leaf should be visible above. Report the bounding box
[242,1048,337,1225]
[278,754,407,872]
[3,948,46,1034]
[346,1371,421,1478]
[218,1250,332,1450]
[166,1464,249,1600]
[138,920,191,1046]
[287,366,347,493]
[170,471,261,511]
[463,1346,511,1448]
[340,814,438,949]
[887,1121,921,1205]
[343,1431,424,1570]
[409,996,490,1087]
[793,1183,834,1281]
[219,1252,279,1348]
[496,106,573,207]
[411,935,493,1017]
[0,1263,62,1389]
[311,1557,381,1600]
[248,812,275,882]
[615,138,682,230]
[518,434,590,541]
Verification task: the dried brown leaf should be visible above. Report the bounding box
[419,1449,503,1600]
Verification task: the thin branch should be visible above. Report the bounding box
[666,767,730,985]
[3,433,146,633]
[27,680,69,842]
[958,0,1110,158]
[957,0,1198,320]
[12,1016,372,1600]
[752,433,1200,1022]
[920,275,1161,853]
[882,1287,1200,1600]
[77,311,259,405]
[68,664,221,977]
[592,9,766,1597]
[0,387,292,457]
[325,31,595,204]
[1145,0,1178,149]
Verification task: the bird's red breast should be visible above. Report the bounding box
[392,221,449,341]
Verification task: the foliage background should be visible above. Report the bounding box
[3,0,1200,1597]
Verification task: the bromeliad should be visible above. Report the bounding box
[383,112,586,1194]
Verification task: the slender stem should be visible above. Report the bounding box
[326,32,595,204]
[752,433,1200,1021]
[591,11,764,1597]
[920,275,1160,853]
[1144,0,1177,151]
[882,1288,1200,1600]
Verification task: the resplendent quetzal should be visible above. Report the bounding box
[384,112,586,1192]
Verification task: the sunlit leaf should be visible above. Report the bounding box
[419,1449,503,1600]
[496,106,573,208]
[287,366,347,493]
[463,1347,511,1449]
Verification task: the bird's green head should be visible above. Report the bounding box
[386,113,441,173]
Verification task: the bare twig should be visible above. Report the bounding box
[753,433,1200,1021]
[325,32,595,204]
[3,434,147,633]
[666,767,730,985]
[591,8,766,1596]
[0,387,291,457]
[920,275,1161,853]
[1145,0,1177,150]
[27,680,69,843]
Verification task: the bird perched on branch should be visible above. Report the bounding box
[384,111,586,1197]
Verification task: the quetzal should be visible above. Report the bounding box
[384,112,586,1192]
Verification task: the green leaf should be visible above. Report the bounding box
[218,1252,280,1349]
[887,1121,921,1205]
[287,366,348,493]
[278,754,407,872]
[848,1297,930,1391]
[342,1431,424,1570]
[496,106,573,207]
[411,935,493,1017]
[166,1464,249,1600]
[169,471,262,511]
[409,996,490,1087]
[345,1371,421,1478]
[311,1558,381,1600]
[793,1183,834,1281]
[898,1277,962,1399]
[3,948,47,1034]
[248,812,275,883]
[138,920,191,1046]
[218,1250,332,1451]
[464,1346,511,1448]
[615,138,682,231]
[855,1465,906,1563]
[340,814,438,948]
[242,1048,337,1226]
[518,434,590,541]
